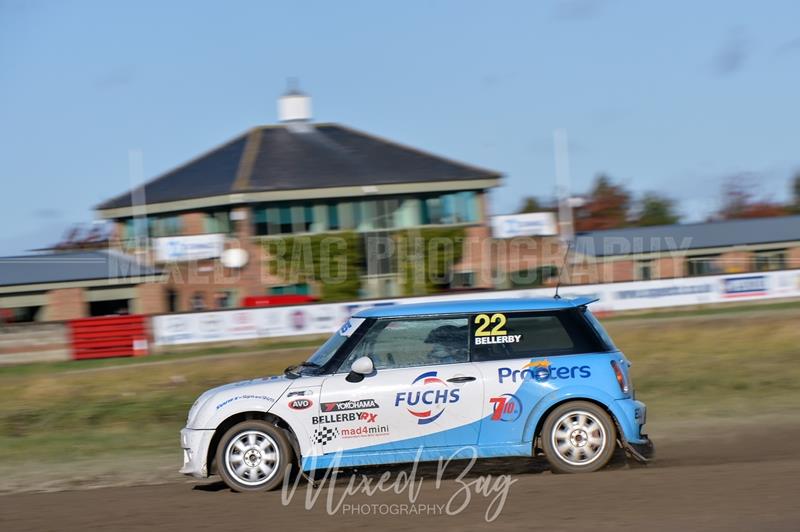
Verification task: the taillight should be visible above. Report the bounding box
[610,360,629,394]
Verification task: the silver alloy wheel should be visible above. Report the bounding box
[550,410,607,466]
[224,430,280,486]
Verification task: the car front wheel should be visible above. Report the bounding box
[541,401,616,474]
[216,420,294,491]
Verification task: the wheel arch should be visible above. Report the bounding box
[522,388,625,452]
[206,411,300,475]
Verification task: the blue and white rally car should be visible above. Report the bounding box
[181,297,653,491]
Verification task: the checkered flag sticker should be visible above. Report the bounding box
[312,426,339,446]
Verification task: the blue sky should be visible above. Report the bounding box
[1,0,799,254]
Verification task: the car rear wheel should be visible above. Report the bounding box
[541,401,616,474]
[216,420,294,492]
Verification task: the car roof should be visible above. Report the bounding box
[353,296,597,318]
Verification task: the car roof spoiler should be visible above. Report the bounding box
[569,296,600,307]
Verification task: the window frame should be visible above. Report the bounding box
[467,308,613,363]
[329,307,613,373]
[332,314,471,373]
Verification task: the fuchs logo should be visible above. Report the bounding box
[312,411,378,424]
[288,398,313,410]
[394,370,460,425]
[498,359,591,384]
[489,394,522,422]
[321,399,379,412]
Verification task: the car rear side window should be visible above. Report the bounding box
[470,310,607,362]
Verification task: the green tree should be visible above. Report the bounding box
[394,227,466,296]
[635,193,680,226]
[517,197,542,214]
[792,173,800,213]
[264,231,363,301]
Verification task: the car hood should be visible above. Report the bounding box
[186,374,293,429]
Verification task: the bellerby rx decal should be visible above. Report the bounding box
[181,297,653,492]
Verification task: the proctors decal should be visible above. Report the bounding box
[498,359,591,383]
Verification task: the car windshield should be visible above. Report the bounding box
[304,317,366,368]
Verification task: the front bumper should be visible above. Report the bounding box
[179,427,215,478]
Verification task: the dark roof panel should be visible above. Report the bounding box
[0,250,161,287]
[98,133,249,210]
[246,125,496,191]
[574,215,800,257]
[97,124,500,210]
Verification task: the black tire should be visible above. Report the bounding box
[215,420,294,492]
[541,401,616,474]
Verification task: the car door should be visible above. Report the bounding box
[471,310,602,448]
[316,316,484,459]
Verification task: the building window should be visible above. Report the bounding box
[214,290,234,308]
[636,259,655,281]
[166,289,178,313]
[754,249,787,271]
[327,203,340,230]
[509,265,559,288]
[453,191,478,223]
[204,210,232,234]
[251,193,479,237]
[269,283,310,295]
[279,206,292,234]
[687,255,720,276]
[451,271,475,289]
[190,291,206,311]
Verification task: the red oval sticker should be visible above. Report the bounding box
[288,398,313,410]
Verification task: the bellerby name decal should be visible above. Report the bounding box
[473,313,521,345]
[313,411,378,424]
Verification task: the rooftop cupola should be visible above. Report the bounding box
[277,80,312,124]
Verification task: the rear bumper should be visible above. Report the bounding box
[612,398,649,444]
[179,427,214,478]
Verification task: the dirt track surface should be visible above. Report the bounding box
[2,422,799,531]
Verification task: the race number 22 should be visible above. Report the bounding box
[474,313,507,336]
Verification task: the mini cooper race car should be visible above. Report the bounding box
[181,297,653,491]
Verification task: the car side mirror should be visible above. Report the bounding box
[346,356,374,383]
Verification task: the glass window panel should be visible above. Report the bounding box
[343,317,469,370]
[425,197,442,224]
[328,203,340,230]
[359,200,376,231]
[441,194,456,223]
[338,202,355,229]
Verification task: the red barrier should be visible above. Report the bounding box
[68,315,149,360]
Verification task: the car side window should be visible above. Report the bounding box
[340,317,469,371]
[470,310,606,362]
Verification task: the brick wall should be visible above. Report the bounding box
[182,212,206,235]
[45,288,86,321]
[787,247,800,269]
[719,250,752,274]
[135,282,166,315]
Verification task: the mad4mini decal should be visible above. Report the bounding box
[497,359,591,384]
[395,370,461,425]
